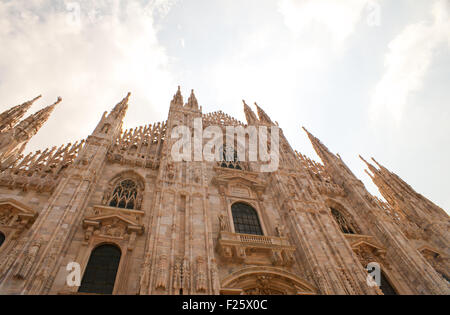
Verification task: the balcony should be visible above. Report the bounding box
[216,231,296,266]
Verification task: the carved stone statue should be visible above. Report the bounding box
[275,224,285,237]
[218,214,228,231]
[155,255,168,290]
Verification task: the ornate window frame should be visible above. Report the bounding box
[212,168,268,235]
[77,204,145,295]
[325,199,361,235]
[228,201,265,236]
[0,199,37,254]
[220,267,317,295]
[102,170,145,210]
[76,240,127,295]
[78,243,122,295]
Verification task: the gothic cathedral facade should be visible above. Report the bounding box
[0,87,448,295]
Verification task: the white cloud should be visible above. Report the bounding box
[0,0,177,152]
[369,0,450,123]
[209,0,376,148]
[277,0,370,51]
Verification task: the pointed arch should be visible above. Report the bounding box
[231,202,263,235]
[221,267,316,295]
[326,199,361,234]
[103,170,145,210]
[78,243,122,295]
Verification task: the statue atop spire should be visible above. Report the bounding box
[186,89,198,109]
[243,100,258,125]
[170,86,184,107]
[0,95,42,133]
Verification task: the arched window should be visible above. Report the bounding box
[108,179,138,209]
[79,244,121,295]
[380,272,397,295]
[0,232,5,247]
[330,208,356,234]
[220,145,242,170]
[232,203,263,235]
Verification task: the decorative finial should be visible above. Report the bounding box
[32,95,43,102]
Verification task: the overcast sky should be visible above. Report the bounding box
[0,0,449,212]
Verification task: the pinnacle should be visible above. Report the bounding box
[171,85,184,107]
[31,95,43,102]
[53,97,62,106]
[186,89,198,108]
[0,95,45,132]
[254,102,272,123]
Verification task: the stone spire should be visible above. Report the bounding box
[302,127,335,165]
[303,127,359,185]
[0,97,61,170]
[361,155,450,254]
[110,92,131,119]
[254,102,273,125]
[14,97,61,141]
[0,95,42,133]
[359,155,379,176]
[185,89,198,109]
[92,92,131,139]
[361,155,444,213]
[243,100,258,125]
[170,86,184,108]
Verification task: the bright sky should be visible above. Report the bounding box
[0,0,449,212]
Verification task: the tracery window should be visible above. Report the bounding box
[220,145,242,170]
[108,179,138,210]
[380,272,397,295]
[78,244,121,295]
[232,202,263,235]
[0,232,5,247]
[330,207,356,234]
